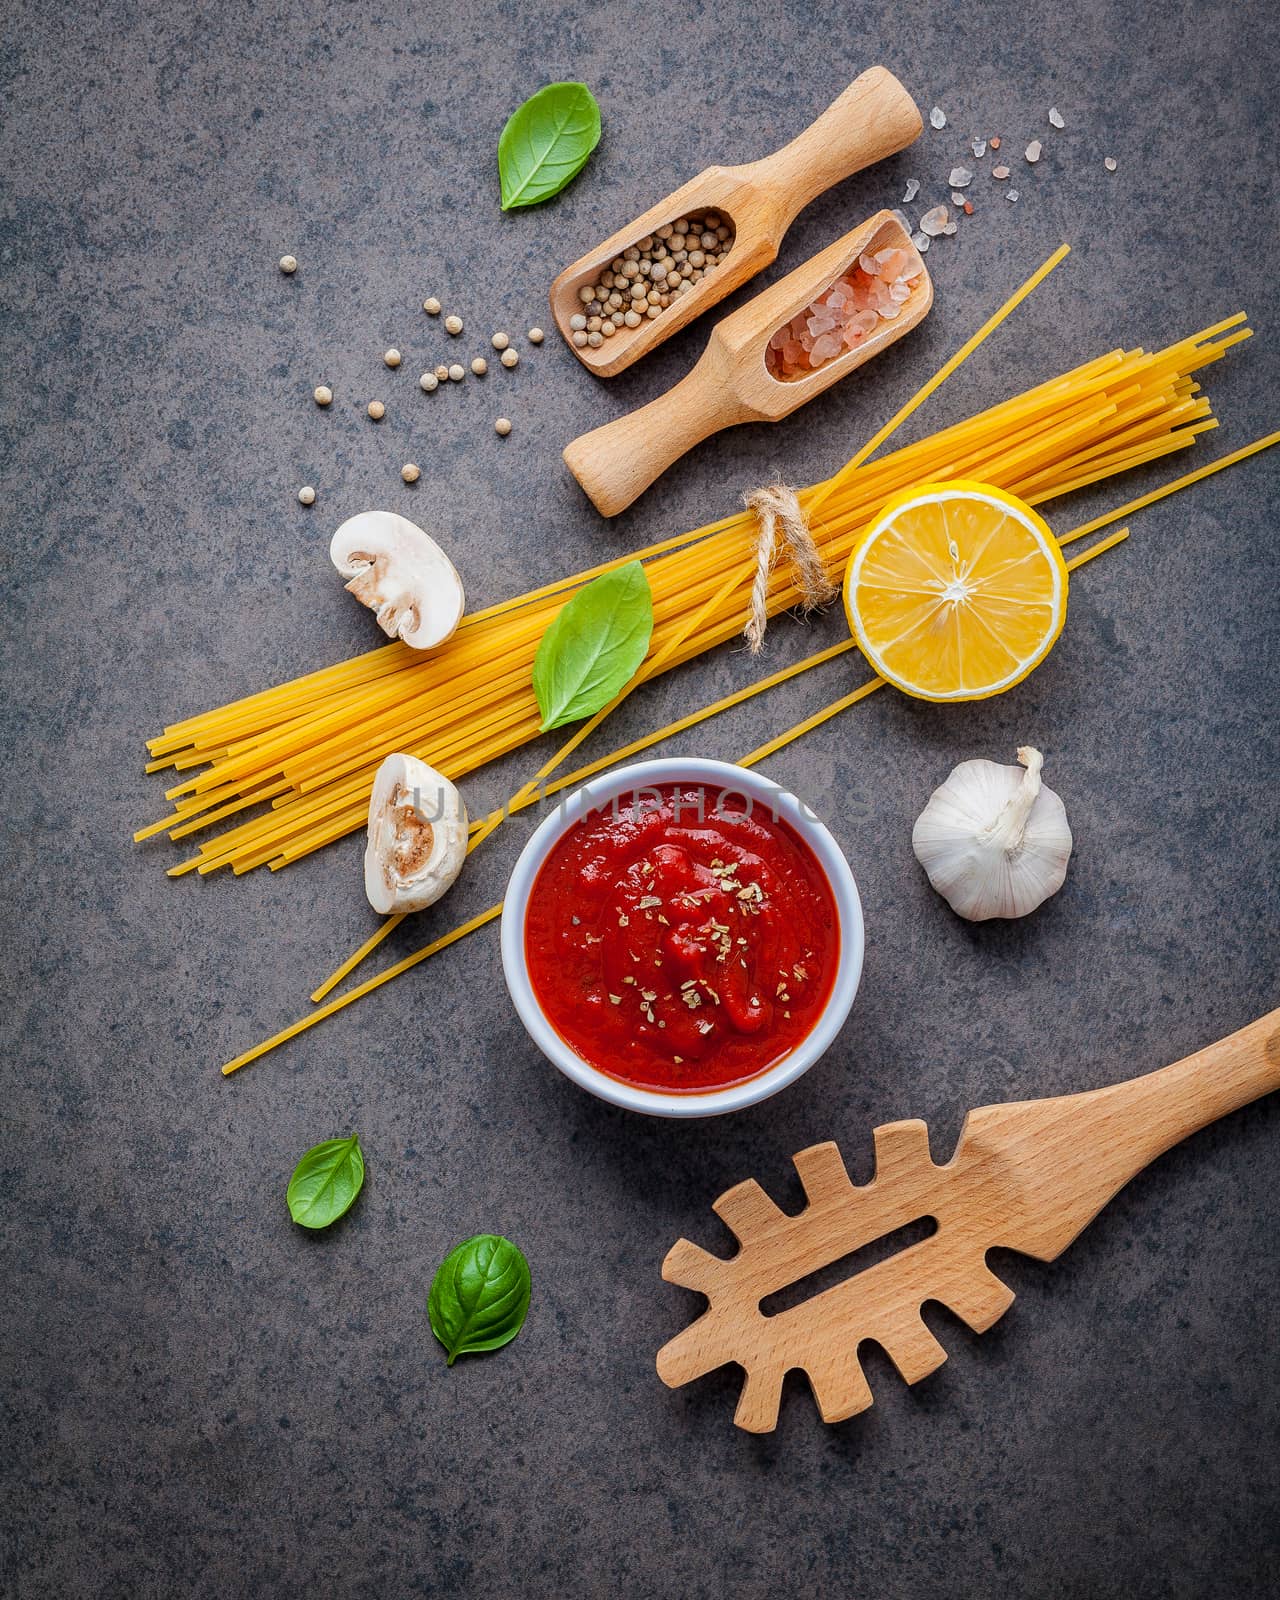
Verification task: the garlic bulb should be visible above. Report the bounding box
[364,753,468,914]
[911,746,1072,921]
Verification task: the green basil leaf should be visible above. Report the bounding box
[498,82,601,211]
[428,1233,531,1365]
[286,1134,365,1230]
[532,560,653,731]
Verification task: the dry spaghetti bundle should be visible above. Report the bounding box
[139,312,1247,877]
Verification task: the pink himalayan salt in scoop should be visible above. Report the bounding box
[767,246,923,381]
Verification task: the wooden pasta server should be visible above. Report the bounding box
[564,209,932,516]
[657,1007,1280,1433]
[550,67,922,377]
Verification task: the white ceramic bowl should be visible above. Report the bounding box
[500,758,864,1118]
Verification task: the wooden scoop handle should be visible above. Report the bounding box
[562,349,748,517]
[740,67,923,233]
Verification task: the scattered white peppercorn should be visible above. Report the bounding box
[367,400,385,420]
[444,314,463,335]
[279,255,298,274]
[500,348,519,369]
[297,485,316,505]
[491,331,510,351]
[495,418,512,436]
[527,327,544,344]
[401,463,420,484]
[471,357,488,376]
[423,296,442,315]
[419,371,439,392]
[448,364,465,382]
[313,385,333,407]
[383,348,401,368]
[434,364,450,381]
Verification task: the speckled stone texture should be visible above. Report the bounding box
[2,0,1278,1595]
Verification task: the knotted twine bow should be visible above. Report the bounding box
[742,483,837,654]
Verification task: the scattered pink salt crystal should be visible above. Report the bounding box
[919,204,950,237]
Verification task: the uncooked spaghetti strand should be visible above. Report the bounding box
[310,802,511,1002]
[223,902,506,1075]
[807,243,1072,523]
[310,914,406,1003]
[1061,429,1280,544]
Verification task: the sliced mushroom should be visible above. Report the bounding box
[364,753,468,914]
[330,510,464,651]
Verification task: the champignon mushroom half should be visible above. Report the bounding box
[330,510,465,652]
[364,753,469,914]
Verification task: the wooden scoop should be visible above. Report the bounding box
[657,1007,1280,1433]
[550,67,922,378]
[563,210,932,517]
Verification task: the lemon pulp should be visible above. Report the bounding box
[843,480,1069,702]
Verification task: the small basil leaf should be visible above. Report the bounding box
[428,1233,532,1365]
[532,561,653,731]
[286,1134,365,1230]
[498,82,601,211]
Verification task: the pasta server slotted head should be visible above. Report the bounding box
[657,1008,1280,1432]
[549,67,922,377]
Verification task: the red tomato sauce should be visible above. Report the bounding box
[524,782,840,1093]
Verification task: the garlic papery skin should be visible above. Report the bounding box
[911,746,1072,921]
[364,753,468,914]
[330,510,464,651]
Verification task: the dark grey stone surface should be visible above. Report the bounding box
[3,0,1278,1595]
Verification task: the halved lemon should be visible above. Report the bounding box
[844,480,1069,702]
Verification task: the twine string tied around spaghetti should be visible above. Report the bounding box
[743,483,837,653]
